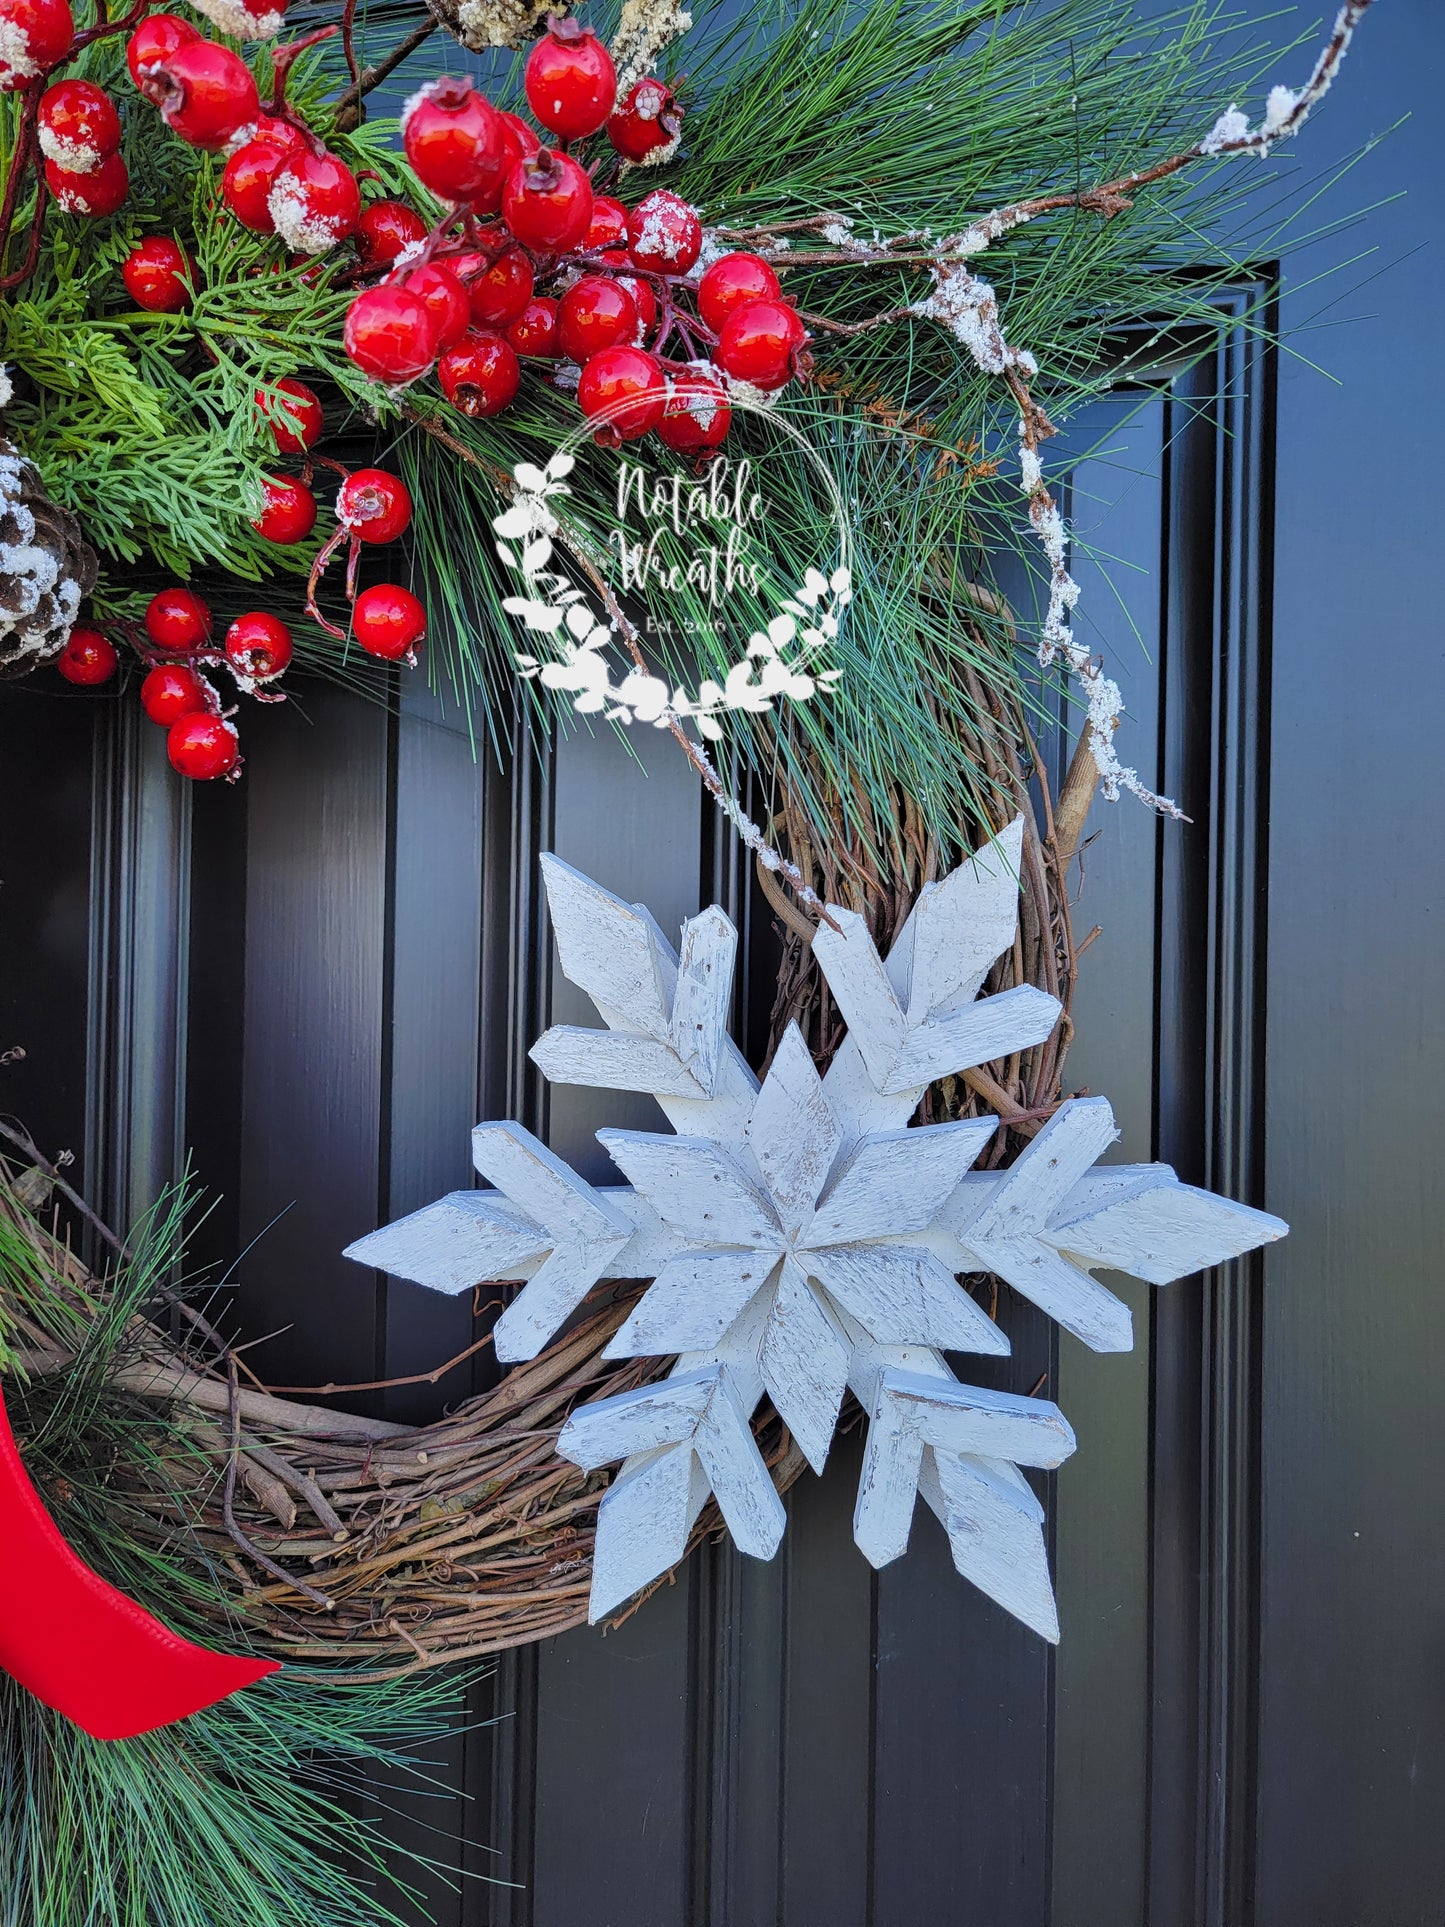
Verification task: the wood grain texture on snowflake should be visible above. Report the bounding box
[344,823,1288,1639]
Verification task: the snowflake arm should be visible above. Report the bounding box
[344,822,1288,1640]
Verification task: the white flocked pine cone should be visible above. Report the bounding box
[0,434,98,672]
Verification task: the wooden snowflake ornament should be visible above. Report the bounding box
[345,821,1287,1640]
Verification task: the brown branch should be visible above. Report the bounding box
[332,17,440,131]
[221,1356,335,1607]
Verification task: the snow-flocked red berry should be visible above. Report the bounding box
[403,262,471,351]
[352,583,425,662]
[256,376,324,452]
[221,135,293,231]
[697,251,781,333]
[657,371,731,453]
[501,148,592,254]
[438,329,519,418]
[356,198,427,266]
[46,150,128,215]
[146,586,212,653]
[126,11,194,89]
[507,297,560,358]
[607,78,681,163]
[122,235,193,310]
[626,189,701,274]
[336,468,412,544]
[467,244,533,328]
[577,345,664,442]
[56,627,116,684]
[0,0,73,89]
[558,275,639,363]
[139,39,260,151]
[37,79,120,172]
[584,195,629,261]
[524,17,616,142]
[188,0,288,40]
[141,662,210,725]
[268,147,360,254]
[401,75,505,203]
[343,284,440,384]
[251,472,317,544]
[224,610,292,681]
[616,271,656,336]
[168,711,239,780]
[713,297,806,391]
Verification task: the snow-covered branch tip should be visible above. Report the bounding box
[911,0,1373,821]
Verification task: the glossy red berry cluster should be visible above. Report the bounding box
[338,21,807,451]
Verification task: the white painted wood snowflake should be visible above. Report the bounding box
[345,822,1286,1640]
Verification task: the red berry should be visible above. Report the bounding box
[403,262,470,351]
[616,272,656,336]
[482,110,540,214]
[251,107,305,148]
[126,11,194,89]
[438,329,519,418]
[714,298,806,391]
[467,245,533,328]
[224,610,292,682]
[558,274,639,363]
[627,189,701,274]
[402,75,505,204]
[251,472,317,544]
[122,235,193,311]
[168,711,239,780]
[356,198,428,267]
[45,150,127,215]
[507,296,560,358]
[524,17,616,142]
[37,80,120,172]
[501,148,592,254]
[140,662,209,724]
[0,0,73,89]
[343,284,440,384]
[146,586,211,652]
[352,583,425,662]
[584,194,629,261]
[256,376,324,452]
[138,40,260,151]
[577,345,664,442]
[221,136,292,231]
[56,627,116,684]
[697,251,781,334]
[657,371,731,453]
[336,468,412,544]
[268,147,360,254]
[499,111,540,158]
[607,78,681,163]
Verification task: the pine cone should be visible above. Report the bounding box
[0,437,98,674]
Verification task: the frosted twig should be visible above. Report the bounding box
[726,2,1373,818]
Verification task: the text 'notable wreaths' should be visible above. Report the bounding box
[493,392,853,739]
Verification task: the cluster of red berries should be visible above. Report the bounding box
[56,457,423,780]
[339,19,808,449]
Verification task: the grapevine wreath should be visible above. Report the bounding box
[0,0,1369,1920]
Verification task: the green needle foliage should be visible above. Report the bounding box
[3,0,1335,849]
[0,1180,466,1927]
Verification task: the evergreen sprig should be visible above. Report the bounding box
[0,1180,466,1927]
